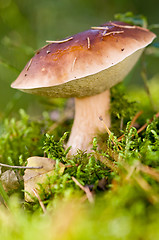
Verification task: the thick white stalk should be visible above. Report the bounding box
[67,89,110,154]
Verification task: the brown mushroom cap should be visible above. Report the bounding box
[11,21,156,98]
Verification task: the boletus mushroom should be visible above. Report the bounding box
[11,21,156,154]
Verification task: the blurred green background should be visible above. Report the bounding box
[0,0,159,116]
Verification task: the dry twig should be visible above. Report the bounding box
[46,37,73,44]
[26,59,32,71]
[118,110,143,141]
[32,188,46,213]
[137,112,159,134]
[99,116,122,150]
[102,30,124,36]
[0,163,43,169]
[123,162,159,204]
[71,57,77,71]
[91,26,109,30]
[72,176,94,204]
[87,37,91,49]
[139,164,159,182]
[134,175,159,204]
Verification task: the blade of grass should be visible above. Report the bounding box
[0,181,9,207]
[0,58,20,74]
[141,53,156,112]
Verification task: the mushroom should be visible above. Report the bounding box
[11,21,156,154]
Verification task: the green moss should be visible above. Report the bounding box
[0,89,159,239]
[0,109,47,166]
[110,84,139,136]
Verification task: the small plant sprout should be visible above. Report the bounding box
[11,21,156,154]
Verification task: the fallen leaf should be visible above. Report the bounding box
[0,170,21,191]
[23,156,65,202]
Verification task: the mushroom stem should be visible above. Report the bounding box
[67,89,110,154]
